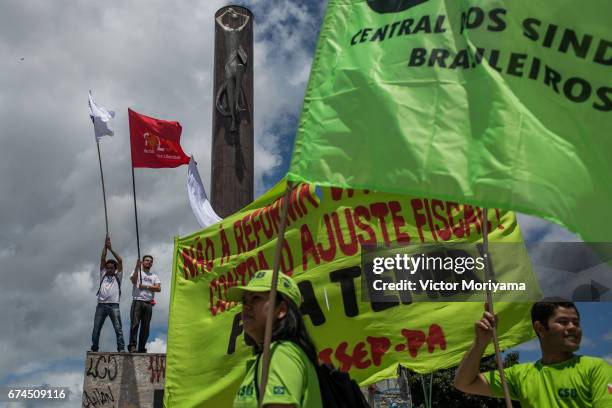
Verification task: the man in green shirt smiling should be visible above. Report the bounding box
[454,301,612,407]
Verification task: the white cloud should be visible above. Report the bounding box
[7,368,84,408]
[604,354,612,364]
[11,362,49,377]
[146,335,167,354]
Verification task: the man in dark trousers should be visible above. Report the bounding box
[454,301,612,407]
[128,255,160,353]
[91,236,125,352]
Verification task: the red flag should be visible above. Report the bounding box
[128,108,190,168]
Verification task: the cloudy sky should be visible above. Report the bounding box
[0,1,609,406]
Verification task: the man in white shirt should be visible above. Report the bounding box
[128,255,161,353]
[91,237,125,352]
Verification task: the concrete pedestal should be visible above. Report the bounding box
[82,352,165,408]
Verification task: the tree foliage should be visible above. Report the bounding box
[403,352,520,408]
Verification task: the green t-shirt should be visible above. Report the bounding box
[488,355,612,408]
[233,341,323,408]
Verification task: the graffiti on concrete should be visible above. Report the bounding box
[82,385,115,408]
[86,355,118,381]
[148,355,166,383]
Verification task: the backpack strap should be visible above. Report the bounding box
[254,353,261,401]
[96,273,121,299]
[95,277,104,296]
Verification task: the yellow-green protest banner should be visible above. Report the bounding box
[165,181,539,406]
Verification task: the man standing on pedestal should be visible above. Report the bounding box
[128,255,161,353]
[91,236,125,352]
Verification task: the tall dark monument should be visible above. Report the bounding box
[211,5,254,217]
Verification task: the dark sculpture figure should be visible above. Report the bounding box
[367,0,429,14]
[215,8,250,135]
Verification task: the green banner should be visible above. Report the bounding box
[165,181,539,406]
[287,0,611,242]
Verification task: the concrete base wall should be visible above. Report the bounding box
[82,352,165,408]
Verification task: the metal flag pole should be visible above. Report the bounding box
[419,373,433,408]
[130,154,142,284]
[258,180,294,406]
[482,208,513,408]
[95,139,109,237]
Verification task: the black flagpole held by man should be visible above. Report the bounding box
[95,140,109,236]
[88,90,115,237]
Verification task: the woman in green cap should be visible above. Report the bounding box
[228,269,323,408]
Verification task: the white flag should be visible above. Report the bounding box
[188,157,223,228]
[88,91,115,141]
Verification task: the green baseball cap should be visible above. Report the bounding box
[227,269,302,307]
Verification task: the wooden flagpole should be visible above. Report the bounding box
[95,140,109,237]
[482,208,513,408]
[258,180,294,406]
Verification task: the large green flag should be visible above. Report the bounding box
[287,0,611,241]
